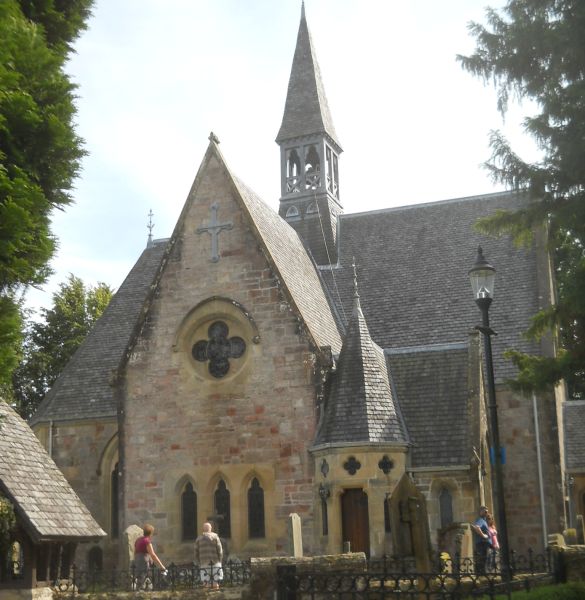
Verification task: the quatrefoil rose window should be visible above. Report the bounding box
[191,320,246,378]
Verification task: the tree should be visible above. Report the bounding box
[458,0,585,397]
[0,0,93,388]
[12,275,113,419]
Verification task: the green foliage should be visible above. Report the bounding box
[12,275,113,419]
[0,0,93,389]
[18,0,93,54]
[458,0,585,396]
[496,582,585,599]
[0,496,16,556]
[0,295,23,389]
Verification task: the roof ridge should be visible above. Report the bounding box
[342,190,525,219]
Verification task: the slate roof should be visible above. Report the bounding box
[30,240,168,425]
[319,192,541,382]
[276,4,341,149]
[387,343,471,468]
[229,157,342,355]
[564,400,585,472]
[315,293,408,446]
[0,401,106,542]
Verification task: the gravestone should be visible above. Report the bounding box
[123,524,143,571]
[564,528,578,545]
[287,513,303,558]
[388,473,433,572]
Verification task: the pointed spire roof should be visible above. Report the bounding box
[276,4,341,149]
[315,267,408,446]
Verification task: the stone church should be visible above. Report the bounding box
[30,5,566,567]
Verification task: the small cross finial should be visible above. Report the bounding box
[352,257,359,299]
[208,131,220,144]
[147,209,154,247]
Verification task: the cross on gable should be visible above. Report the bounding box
[196,203,233,262]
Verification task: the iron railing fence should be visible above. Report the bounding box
[366,547,553,577]
[54,560,250,594]
[275,549,557,600]
[276,570,555,599]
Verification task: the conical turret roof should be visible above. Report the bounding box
[276,3,341,149]
[316,278,408,446]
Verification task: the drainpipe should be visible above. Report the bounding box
[532,393,548,548]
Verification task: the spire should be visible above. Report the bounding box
[276,4,341,149]
[315,288,408,446]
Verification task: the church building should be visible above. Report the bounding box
[30,5,566,567]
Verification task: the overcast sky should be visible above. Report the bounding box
[28,0,537,314]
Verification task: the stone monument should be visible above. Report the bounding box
[288,513,303,558]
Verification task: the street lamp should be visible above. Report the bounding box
[469,246,511,580]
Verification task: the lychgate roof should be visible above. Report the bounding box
[276,4,341,149]
[0,402,105,542]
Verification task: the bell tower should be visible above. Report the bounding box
[276,3,343,265]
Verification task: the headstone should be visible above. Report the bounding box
[564,528,578,545]
[388,474,433,572]
[123,524,143,571]
[547,532,565,548]
[576,515,585,544]
[287,513,303,558]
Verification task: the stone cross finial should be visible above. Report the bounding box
[196,203,233,262]
[147,209,154,248]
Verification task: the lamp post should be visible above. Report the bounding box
[469,246,511,580]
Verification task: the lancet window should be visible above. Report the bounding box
[305,145,321,190]
[286,149,301,193]
[247,477,265,538]
[214,479,231,538]
[439,487,454,528]
[181,482,197,540]
[326,145,339,198]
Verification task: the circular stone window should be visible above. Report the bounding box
[191,320,246,378]
[174,297,260,383]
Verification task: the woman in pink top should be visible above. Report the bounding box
[134,524,167,587]
[486,514,500,572]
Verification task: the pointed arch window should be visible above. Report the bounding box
[286,149,301,193]
[439,487,454,528]
[214,479,231,538]
[286,205,300,219]
[306,202,318,215]
[181,482,197,540]
[305,145,321,189]
[111,462,119,538]
[248,477,265,538]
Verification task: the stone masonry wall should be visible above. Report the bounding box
[122,151,320,563]
[497,386,564,552]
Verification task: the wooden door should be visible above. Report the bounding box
[341,489,370,557]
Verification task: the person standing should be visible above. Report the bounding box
[134,524,167,588]
[195,522,224,589]
[471,505,492,575]
[486,514,500,572]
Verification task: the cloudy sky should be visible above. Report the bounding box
[28,0,537,314]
